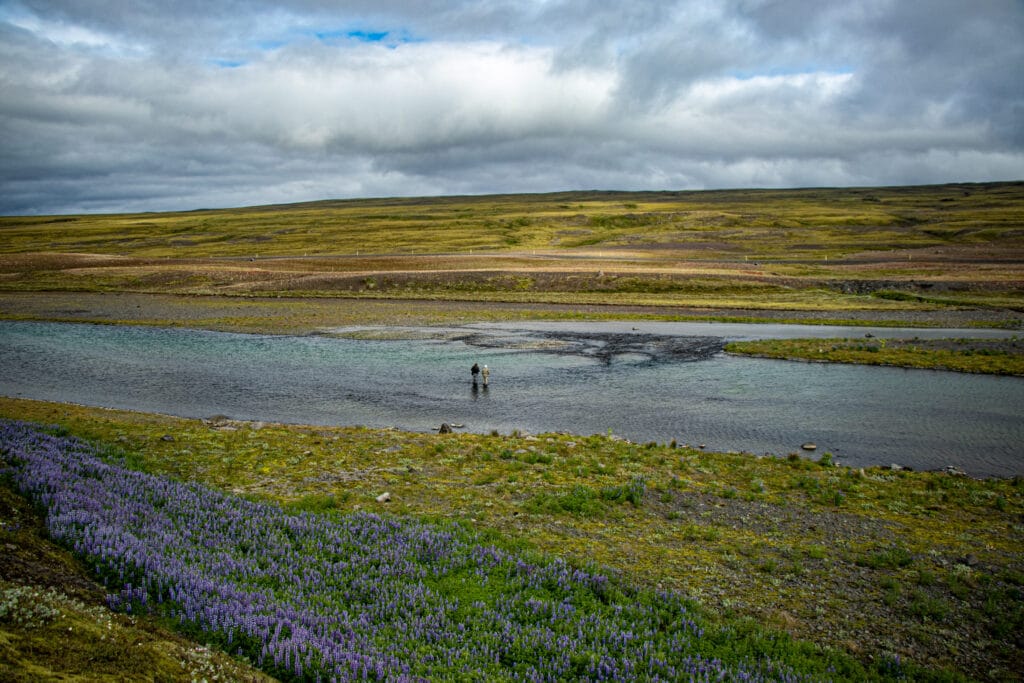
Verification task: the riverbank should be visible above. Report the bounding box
[1,397,1021,680]
[1,290,1019,336]
[726,337,1024,376]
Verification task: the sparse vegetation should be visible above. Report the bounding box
[725,337,1024,375]
[1,397,1021,680]
[1,183,1022,328]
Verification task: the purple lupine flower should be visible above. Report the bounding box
[1,420,828,682]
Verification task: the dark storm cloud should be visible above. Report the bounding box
[0,0,1021,214]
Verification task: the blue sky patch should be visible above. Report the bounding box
[310,27,418,47]
[345,29,389,42]
[210,58,246,68]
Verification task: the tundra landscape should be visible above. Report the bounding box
[2,183,1024,681]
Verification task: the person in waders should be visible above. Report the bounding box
[481,364,490,387]
[471,363,480,384]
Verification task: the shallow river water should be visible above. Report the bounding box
[1,320,1022,476]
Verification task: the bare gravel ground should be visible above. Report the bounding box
[1,291,1017,335]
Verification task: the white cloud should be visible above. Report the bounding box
[119,40,617,153]
[1,3,146,55]
[0,0,1021,214]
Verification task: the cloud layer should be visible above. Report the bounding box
[2,0,1022,214]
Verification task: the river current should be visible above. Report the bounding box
[1,320,1022,477]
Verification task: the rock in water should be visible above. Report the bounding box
[801,442,817,451]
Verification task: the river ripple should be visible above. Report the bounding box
[1,320,1021,477]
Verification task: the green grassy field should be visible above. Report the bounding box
[1,182,1023,322]
[1,398,1021,680]
[726,337,1024,376]
[2,183,1022,259]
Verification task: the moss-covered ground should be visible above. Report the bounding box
[2,184,1021,261]
[726,337,1024,376]
[2,183,1023,324]
[1,397,1021,680]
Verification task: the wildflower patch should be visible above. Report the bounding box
[1,419,827,681]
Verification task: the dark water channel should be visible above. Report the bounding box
[1,320,1022,477]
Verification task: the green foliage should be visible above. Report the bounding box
[284,492,350,514]
[600,476,646,506]
[947,571,974,600]
[908,590,950,621]
[0,585,63,629]
[981,585,1024,640]
[520,450,553,465]
[727,337,1024,376]
[804,545,827,560]
[526,477,647,515]
[525,485,604,517]
[881,577,901,607]
[874,290,923,303]
[858,545,915,570]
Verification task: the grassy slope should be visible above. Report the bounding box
[2,184,1021,259]
[0,479,276,682]
[1,182,1022,321]
[1,398,1021,681]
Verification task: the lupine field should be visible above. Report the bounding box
[0,419,854,682]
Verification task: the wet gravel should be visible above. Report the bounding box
[452,329,726,364]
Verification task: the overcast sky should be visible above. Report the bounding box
[1,1,1022,215]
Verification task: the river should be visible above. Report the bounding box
[1,320,1021,477]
